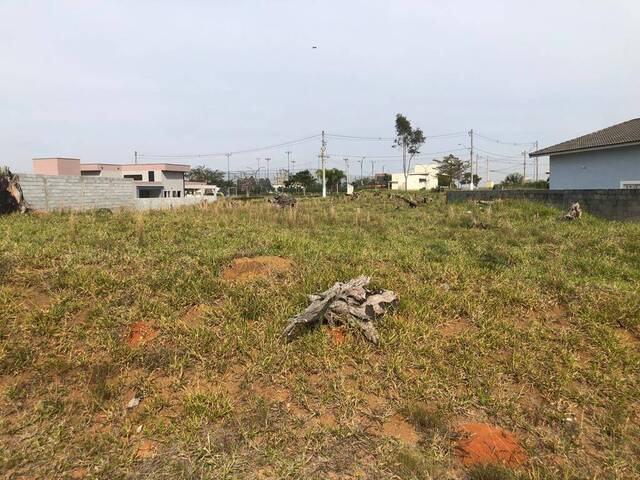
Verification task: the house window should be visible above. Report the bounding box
[177,191,181,197]
[148,171,155,182]
[172,191,177,197]
[124,174,143,181]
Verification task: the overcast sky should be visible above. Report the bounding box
[2,0,639,181]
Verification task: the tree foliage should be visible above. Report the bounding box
[285,170,319,191]
[316,168,346,193]
[461,172,482,187]
[186,165,229,186]
[394,114,426,191]
[503,172,524,185]
[433,154,468,186]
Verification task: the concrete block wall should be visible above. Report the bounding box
[17,174,136,211]
[446,189,640,221]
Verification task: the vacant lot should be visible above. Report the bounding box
[1,194,639,479]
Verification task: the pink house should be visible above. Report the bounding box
[33,158,191,198]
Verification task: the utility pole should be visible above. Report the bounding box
[522,150,527,181]
[134,150,138,164]
[320,130,327,198]
[485,155,490,186]
[256,158,261,180]
[265,157,271,184]
[359,156,365,185]
[226,153,232,195]
[285,150,292,181]
[534,141,539,181]
[468,130,474,190]
[475,153,479,189]
[371,159,375,178]
[291,160,296,176]
[344,158,350,185]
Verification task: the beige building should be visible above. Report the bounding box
[33,158,190,198]
[390,164,438,190]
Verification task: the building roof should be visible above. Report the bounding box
[80,163,190,172]
[530,118,640,157]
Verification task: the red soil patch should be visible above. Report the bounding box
[222,256,293,282]
[127,322,157,347]
[454,423,527,468]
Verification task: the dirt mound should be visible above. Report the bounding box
[222,256,293,282]
[127,322,157,347]
[454,423,527,468]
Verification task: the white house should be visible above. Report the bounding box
[390,164,438,191]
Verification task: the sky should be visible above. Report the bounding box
[1,0,639,182]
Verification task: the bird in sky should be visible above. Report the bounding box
[312,46,318,49]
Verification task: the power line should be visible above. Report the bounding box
[139,134,321,159]
[475,132,537,146]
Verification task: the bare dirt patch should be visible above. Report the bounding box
[370,414,420,445]
[454,423,527,468]
[439,317,470,337]
[127,322,157,347]
[135,440,157,459]
[180,304,209,327]
[222,256,293,282]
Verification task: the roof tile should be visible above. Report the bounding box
[530,118,640,157]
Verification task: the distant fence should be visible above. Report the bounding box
[446,189,640,221]
[19,174,135,211]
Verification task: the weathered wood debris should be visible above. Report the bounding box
[563,202,582,221]
[0,167,27,214]
[282,276,398,344]
[269,193,297,208]
[399,196,419,208]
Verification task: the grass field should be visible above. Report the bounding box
[1,193,639,479]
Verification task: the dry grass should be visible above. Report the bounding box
[1,192,639,479]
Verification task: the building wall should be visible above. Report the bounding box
[33,158,81,176]
[17,174,136,211]
[446,189,640,221]
[550,145,640,189]
[390,164,438,190]
[161,171,186,196]
[391,173,438,190]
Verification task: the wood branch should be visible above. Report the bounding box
[563,202,582,221]
[270,193,297,208]
[399,196,419,208]
[0,167,27,215]
[282,276,397,345]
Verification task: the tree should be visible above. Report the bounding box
[503,172,524,185]
[433,154,468,187]
[394,114,426,191]
[461,172,482,187]
[317,168,345,193]
[285,170,319,191]
[187,165,229,186]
